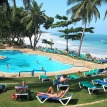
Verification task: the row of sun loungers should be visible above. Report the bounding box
[38,74,107,105]
[37,77,107,105]
[38,47,107,64]
[39,74,80,91]
[79,78,107,94]
[12,76,72,105]
[79,81,103,95]
[39,73,86,82]
[83,67,107,77]
[39,74,80,82]
[1,67,107,105]
[92,78,107,92]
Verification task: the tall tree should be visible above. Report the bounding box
[0,0,32,9]
[22,1,53,50]
[0,0,32,19]
[59,27,94,53]
[67,0,100,56]
[52,14,81,52]
[42,39,54,49]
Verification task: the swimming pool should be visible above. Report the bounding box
[0,50,72,73]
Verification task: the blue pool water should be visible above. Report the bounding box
[0,50,72,73]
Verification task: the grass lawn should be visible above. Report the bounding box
[0,73,107,107]
[83,101,107,107]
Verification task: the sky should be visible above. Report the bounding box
[9,0,107,35]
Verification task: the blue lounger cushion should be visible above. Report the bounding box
[36,87,72,106]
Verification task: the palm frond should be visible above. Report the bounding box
[26,19,33,30]
[104,10,107,19]
[23,0,31,9]
[67,0,100,24]
[67,0,81,5]
[55,14,68,20]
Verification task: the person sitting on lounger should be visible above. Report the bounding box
[59,74,67,83]
[15,81,28,93]
[38,86,66,98]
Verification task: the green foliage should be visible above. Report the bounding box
[59,27,94,34]
[104,10,107,19]
[67,0,100,24]
[26,19,33,30]
[86,53,92,58]
[51,17,81,28]
[43,17,54,29]
[42,39,48,44]
[42,39,54,48]
[51,14,82,51]
[66,0,98,56]
[60,33,82,40]
[55,14,68,20]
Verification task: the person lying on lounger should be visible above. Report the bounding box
[37,86,68,98]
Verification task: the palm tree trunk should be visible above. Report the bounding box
[35,31,41,50]
[66,39,68,52]
[33,29,41,50]
[5,0,10,15]
[33,34,36,50]
[51,45,52,49]
[33,28,38,50]
[13,0,16,18]
[78,22,86,57]
[29,36,32,48]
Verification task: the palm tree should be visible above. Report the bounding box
[0,0,31,17]
[22,1,52,50]
[59,27,94,52]
[49,39,54,49]
[60,33,81,52]
[0,0,31,9]
[42,39,48,48]
[67,0,100,56]
[92,0,107,19]
[103,0,107,19]
[42,39,54,49]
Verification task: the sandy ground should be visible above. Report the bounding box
[0,47,107,77]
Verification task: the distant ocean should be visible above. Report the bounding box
[24,32,107,58]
